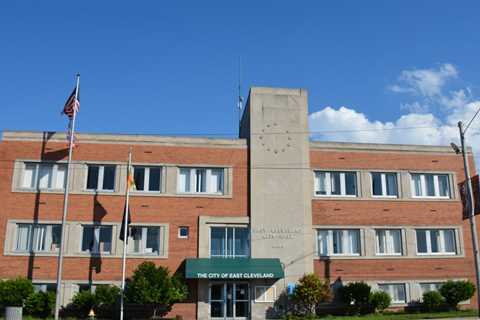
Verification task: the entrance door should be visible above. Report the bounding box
[210,282,249,319]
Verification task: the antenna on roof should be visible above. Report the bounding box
[237,56,244,124]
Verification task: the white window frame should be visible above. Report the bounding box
[254,286,276,303]
[375,229,403,256]
[128,226,162,256]
[178,167,224,195]
[378,283,408,304]
[410,173,450,199]
[14,223,61,253]
[21,162,67,190]
[415,229,457,255]
[178,226,189,239]
[316,229,361,257]
[210,226,250,258]
[80,225,113,254]
[371,172,398,198]
[132,166,162,193]
[314,171,357,197]
[85,164,116,192]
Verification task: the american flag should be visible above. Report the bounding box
[62,87,80,119]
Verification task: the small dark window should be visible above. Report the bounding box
[86,166,99,189]
[103,166,115,190]
[179,226,189,238]
[149,168,161,191]
[134,167,145,191]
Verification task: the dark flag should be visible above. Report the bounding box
[62,87,80,119]
[119,202,131,242]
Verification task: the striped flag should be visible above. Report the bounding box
[62,87,80,119]
[66,123,79,148]
[120,165,136,241]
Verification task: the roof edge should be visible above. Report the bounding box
[1,130,247,148]
[310,140,474,154]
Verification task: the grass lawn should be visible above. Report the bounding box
[314,309,478,319]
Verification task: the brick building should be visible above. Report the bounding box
[0,87,477,319]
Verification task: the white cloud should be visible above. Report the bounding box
[309,103,480,148]
[389,63,458,98]
[309,63,480,157]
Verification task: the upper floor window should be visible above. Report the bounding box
[86,165,116,191]
[133,166,162,192]
[210,227,249,258]
[21,163,67,190]
[178,167,224,194]
[317,229,360,256]
[372,172,398,197]
[378,283,407,304]
[314,171,357,197]
[81,225,112,254]
[416,229,456,255]
[411,173,450,198]
[128,226,164,256]
[375,229,402,255]
[15,223,61,253]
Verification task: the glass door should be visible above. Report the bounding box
[210,282,249,319]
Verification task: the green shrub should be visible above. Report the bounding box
[369,290,391,313]
[24,291,55,317]
[63,285,121,319]
[340,282,372,315]
[291,273,332,316]
[70,290,96,318]
[94,285,121,318]
[422,290,444,312]
[125,262,188,318]
[0,277,34,307]
[440,280,475,310]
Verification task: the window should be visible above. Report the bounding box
[419,282,443,295]
[15,223,61,253]
[33,283,56,293]
[378,283,407,304]
[81,225,113,254]
[416,229,456,255]
[317,229,361,256]
[411,173,450,198]
[372,172,398,197]
[255,286,276,303]
[178,226,189,239]
[86,165,116,191]
[21,163,67,190]
[133,166,161,192]
[376,229,402,255]
[210,227,249,257]
[178,167,224,194]
[314,171,357,196]
[128,226,163,255]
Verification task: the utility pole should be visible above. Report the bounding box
[457,120,480,312]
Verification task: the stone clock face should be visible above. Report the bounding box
[257,122,293,154]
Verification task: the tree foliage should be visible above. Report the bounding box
[369,291,391,313]
[440,280,475,310]
[340,282,372,315]
[0,277,34,307]
[24,291,56,318]
[291,273,332,316]
[63,285,121,319]
[125,261,188,317]
[422,290,444,312]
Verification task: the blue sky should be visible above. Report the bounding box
[2,1,480,149]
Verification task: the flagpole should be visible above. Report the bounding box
[120,147,132,320]
[54,74,80,320]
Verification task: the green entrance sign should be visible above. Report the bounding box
[185,258,284,279]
